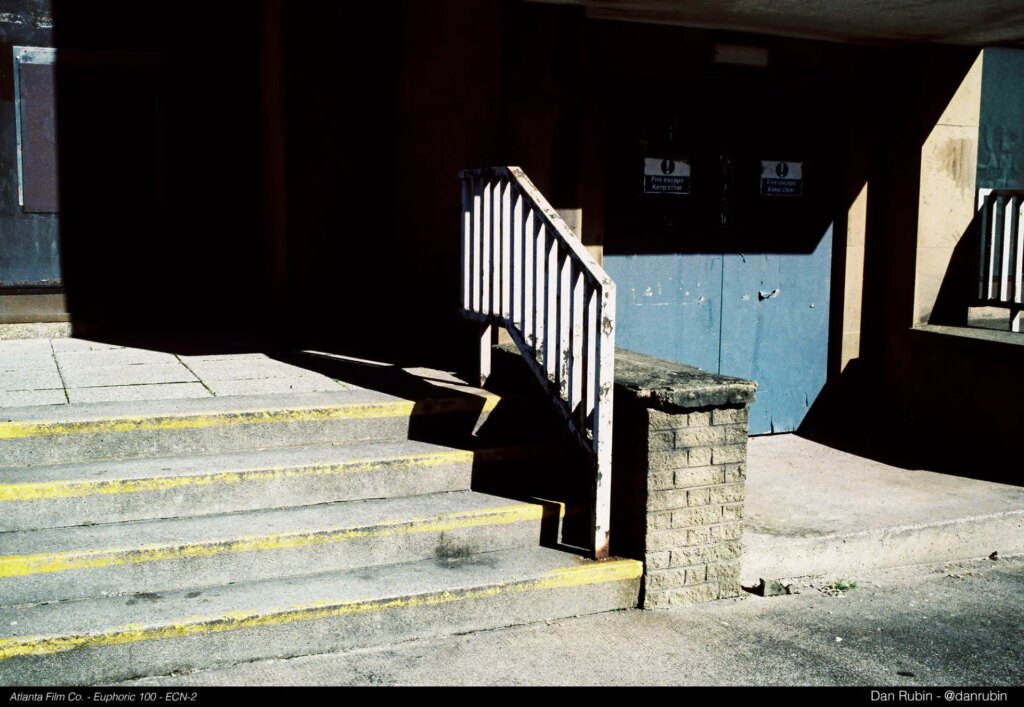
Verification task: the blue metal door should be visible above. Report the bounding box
[603,78,837,434]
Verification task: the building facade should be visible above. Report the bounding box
[1,0,1021,459]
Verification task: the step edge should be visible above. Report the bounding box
[0,559,643,661]
[0,501,559,579]
[0,396,501,441]
[0,449,481,502]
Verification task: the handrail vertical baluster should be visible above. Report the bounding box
[557,247,571,400]
[482,180,492,317]
[583,280,597,432]
[471,178,482,315]
[1015,201,1024,305]
[979,192,991,301]
[1001,195,1016,303]
[501,179,512,323]
[493,177,503,319]
[545,228,558,383]
[535,219,546,363]
[593,282,615,559]
[990,195,1004,301]
[523,205,535,350]
[461,177,470,312]
[569,261,584,420]
[512,186,523,330]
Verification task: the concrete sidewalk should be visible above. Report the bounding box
[743,434,1024,582]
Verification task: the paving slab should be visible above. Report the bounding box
[206,377,346,396]
[49,339,123,353]
[0,357,59,374]
[0,368,63,391]
[177,353,274,363]
[0,389,67,407]
[60,363,198,389]
[0,339,53,355]
[66,383,213,404]
[182,358,328,382]
[55,349,180,367]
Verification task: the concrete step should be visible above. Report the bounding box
[0,440,551,532]
[0,490,561,605]
[0,389,501,468]
[0,547,642,685]
[743,511,1024,583]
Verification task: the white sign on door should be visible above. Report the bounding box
[643,157,691,195]
[761,160,803,196]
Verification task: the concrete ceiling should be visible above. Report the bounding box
[531,0,1024,46]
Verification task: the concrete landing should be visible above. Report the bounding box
[743,434,1024,582]
[0,338,362,407]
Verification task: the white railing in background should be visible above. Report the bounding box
[978,189,1024,332]
[460,166,616,560]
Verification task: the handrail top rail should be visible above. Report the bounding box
[460,166,615,294]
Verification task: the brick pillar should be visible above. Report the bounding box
[610,349,756,610]
[642,406,748,609]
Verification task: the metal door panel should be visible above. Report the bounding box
[604,253,723,373]
[720,224,832,434]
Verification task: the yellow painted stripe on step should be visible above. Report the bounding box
[0,450,476,502]
[0,396,501,441]
[0,503,556,578]
[0,559,641,660]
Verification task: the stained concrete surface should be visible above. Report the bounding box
[121,556,1024,686]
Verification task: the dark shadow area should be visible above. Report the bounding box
[45,1,408,357]
[479,346,600,556]
[51,1,264,337]
[796,45,1024,482]
[798,354,1022,485]
[792,45,1024,480]
[598,23,854,258]
[929,215,979,328]
[930,203,1022,332]
[267,346,585,553]
[608,393,649,565]
[273,349,493,451]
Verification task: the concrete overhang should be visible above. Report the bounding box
[529,0,1024,46]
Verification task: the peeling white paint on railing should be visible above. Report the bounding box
[460,166,616,559]
[978,189,1024,332]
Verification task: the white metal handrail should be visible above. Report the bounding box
[977,189,1024,332]
[459,166,616,559]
